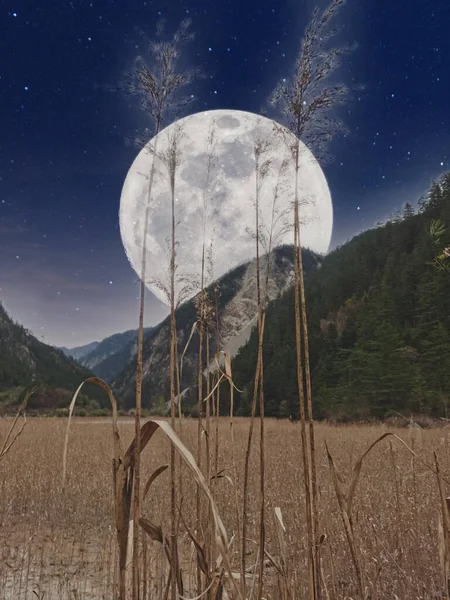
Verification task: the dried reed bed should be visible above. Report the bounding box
[0,416,448,598]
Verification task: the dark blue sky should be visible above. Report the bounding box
[1,0,449,346]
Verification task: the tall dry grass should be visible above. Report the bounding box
[127,18,199,599]
[270,1,353,593]
[1,417,450,598]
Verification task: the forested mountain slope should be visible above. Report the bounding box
[231,174,450,420]
[0,303,103,410]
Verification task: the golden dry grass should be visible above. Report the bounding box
[0,416,447,599]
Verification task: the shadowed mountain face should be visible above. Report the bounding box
[60,328,154,384]
[80,328,154,382]
[111,246,321,410]
[0,303,104,410]
[60,341,100,361]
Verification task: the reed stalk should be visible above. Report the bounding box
[125,19,198,597]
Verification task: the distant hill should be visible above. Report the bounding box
[60,340,100,361]
[230,173,450,420]
[111,246,320,410]
[79,327,154,382]
[0,303,104,411]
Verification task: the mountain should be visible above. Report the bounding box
[80,327,154,382]
[0,303,104,411]
[230,174,450,420]
[60,341,100,361]
[112,245,321,410]
[60,328,154,383]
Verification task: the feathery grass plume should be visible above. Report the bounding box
[270,2,353,596]
[0,387,33,464]
[270,0,351,163]
[124,18,199,599]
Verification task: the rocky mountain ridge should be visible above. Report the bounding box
[111,246,320,410]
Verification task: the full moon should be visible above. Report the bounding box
[120,109,333,305]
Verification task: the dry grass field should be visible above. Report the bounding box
[0,416,448,599]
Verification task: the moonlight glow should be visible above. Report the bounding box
[119,109,333,305]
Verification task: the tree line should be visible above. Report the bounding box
[229,173,450,420]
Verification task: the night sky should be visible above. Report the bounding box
[1,0,449,347]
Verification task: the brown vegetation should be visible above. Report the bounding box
[0,416,449,598]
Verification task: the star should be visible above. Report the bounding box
[357,206,360,211]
